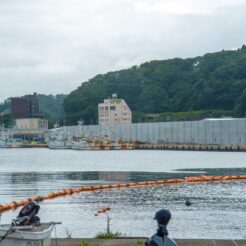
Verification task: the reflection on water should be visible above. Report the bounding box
[1,149,246,239]
[2,167,246,187]
[1,169,246,239]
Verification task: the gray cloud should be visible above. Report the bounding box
[0,0,246,101]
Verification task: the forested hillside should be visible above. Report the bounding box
[38,94,66,121]
[64,45,246,125]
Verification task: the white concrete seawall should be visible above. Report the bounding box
[54,118,246,146]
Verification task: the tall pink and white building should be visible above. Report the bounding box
[98,94,132,125]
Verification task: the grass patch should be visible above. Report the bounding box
[78,240,99,246]
[96,231,122,239]
[137,239,144,245]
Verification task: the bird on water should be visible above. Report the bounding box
[185,199,192,206]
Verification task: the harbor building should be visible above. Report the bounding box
[98,94,132,125]
[12,118,48,142]
[10,93,47,142]
[15,118,48,130]
[11,92,43,119]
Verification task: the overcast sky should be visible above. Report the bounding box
[0,0,246,101]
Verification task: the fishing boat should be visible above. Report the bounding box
[48,138,73,149]
[0,201,61,246]
[0,127,10,148]
[71,121,91,150]
[0,139,10,148]
[0,129,21,148]
[72,136,91,150]
[47,128,73,149]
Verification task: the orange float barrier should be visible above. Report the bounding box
[95,206,111,216]
[73,187,83,193]
[155,180,166,185]
[1,174,246,213]
[110,183,122,188]
[9,201,18,209]
[118,184,128,188]
[236,175,246,179]
[127,182,138,187]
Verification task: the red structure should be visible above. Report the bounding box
[11,93,43,119]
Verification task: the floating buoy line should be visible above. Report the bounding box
[1,174,246,213]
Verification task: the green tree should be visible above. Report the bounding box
[63,45,246,124]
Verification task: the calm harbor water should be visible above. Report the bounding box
[0,148,246,239]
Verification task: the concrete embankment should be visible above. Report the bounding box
[51,238,246,246]
[136,143,246,152]
[14,142,246,151]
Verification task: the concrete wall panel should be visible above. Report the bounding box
[59,119,246,145]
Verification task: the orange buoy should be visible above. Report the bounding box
[9,201,18,209]
[65,188,74,194]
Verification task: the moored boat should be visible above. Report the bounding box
[46,128,73,149]
[72,136,91,150]
[0,222,55,246]
[0,201,61,246]
[0,140,11,148]
[48,139,73,149]
[0,126,22,148]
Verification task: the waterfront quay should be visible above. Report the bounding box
[51,238,246,246]
[64,118,246,146]
[136,143,246,152]
[7,142,246,151]
[9,142,246,151]
[2,118,246,150]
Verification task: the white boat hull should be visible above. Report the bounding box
[72,142,91,150]
[48,142,73,149]
[0,223,54,246]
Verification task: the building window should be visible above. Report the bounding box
[110,106,116,110]
[105,106,108,110]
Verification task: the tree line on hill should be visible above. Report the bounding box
[1,45,246,127]
[63,45,246,125]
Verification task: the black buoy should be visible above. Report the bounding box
[185,200,192,206]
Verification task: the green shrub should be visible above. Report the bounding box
[95,231,122,239]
